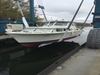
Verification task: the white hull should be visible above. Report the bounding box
[7,30,82,47]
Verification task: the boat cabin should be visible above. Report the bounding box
[21,21,78,33]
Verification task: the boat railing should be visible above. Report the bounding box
[6,23,78,33]
[21,27,62,33]
[49,21,57,32]
[22,24,78,33]
[33,26,48,33]
[33,21,57,33]
[47,21,51,26]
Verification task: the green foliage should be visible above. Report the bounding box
[0,0,41,23]
[0,0,18,20]
[0,0,29,20]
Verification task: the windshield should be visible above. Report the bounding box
[43,21,68,26]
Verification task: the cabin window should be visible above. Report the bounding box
[56,28,65,32]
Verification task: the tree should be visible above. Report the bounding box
[0,0,29,20]
[0,0,17,20]
[0,0,42,23]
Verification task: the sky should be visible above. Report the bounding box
[34,0,95,23]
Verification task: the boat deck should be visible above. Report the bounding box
[48,46,100,75]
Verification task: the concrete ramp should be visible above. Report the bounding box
[49,47,100,75]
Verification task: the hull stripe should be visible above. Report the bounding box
[20,36,77,47]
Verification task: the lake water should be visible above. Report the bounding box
[67,27,93,45]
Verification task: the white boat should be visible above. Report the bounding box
[6,21,83,47]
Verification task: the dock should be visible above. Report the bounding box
[48,46,100,75]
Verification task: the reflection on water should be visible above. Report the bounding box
[9,42,79,75]
[0,27,91,75]
[67,27,93,45]
[0,42,79,75]
[0,38,27,75]
[0,68,9,75]
[0,48,33,75]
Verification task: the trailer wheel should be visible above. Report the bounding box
[87,28,100,49]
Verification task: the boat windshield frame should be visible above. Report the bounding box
[43,21,69,26]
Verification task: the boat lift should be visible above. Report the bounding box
[1,0,100,75]
[0,0,35,32]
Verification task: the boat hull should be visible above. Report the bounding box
[21,36,77,47]
[7,30,82,47]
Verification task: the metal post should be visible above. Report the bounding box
[29,0,34,25]
[92,0,100,28]
[42,9,48,22]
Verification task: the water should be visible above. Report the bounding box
[0,68,9,75]
[67,27,93,45]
